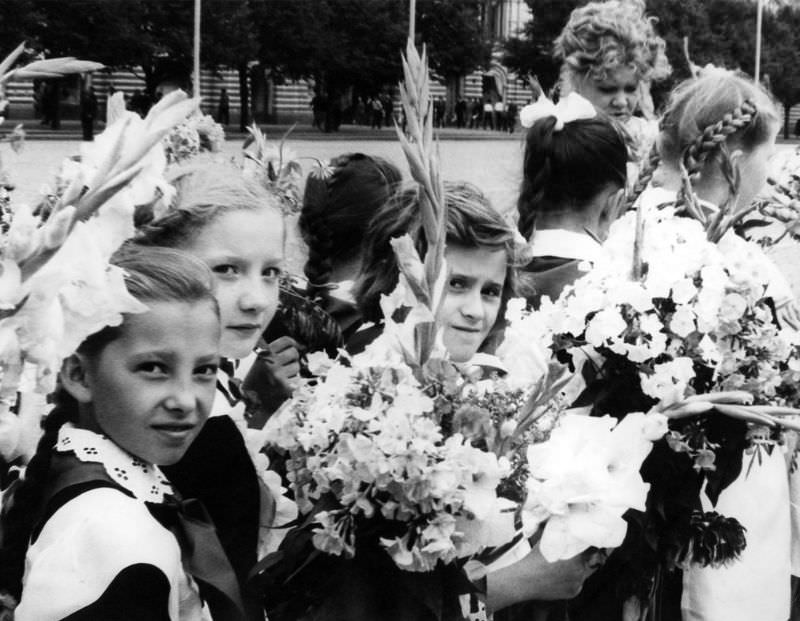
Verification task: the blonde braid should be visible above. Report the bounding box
[625,143,661,211]
[683,99,758,180]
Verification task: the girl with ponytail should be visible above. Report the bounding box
[516,93,628,307]
[0,245,246,620]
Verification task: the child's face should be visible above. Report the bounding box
[81,301,220,466]
[734,122,779,211]
[436,244,507,363]
[184,209,284,359]
[578,67,640,123]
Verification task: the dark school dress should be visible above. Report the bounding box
[162,387,265,621]
[16,425,246,621]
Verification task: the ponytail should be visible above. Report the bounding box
[517,115,628,239]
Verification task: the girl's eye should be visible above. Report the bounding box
[195,364,218,379]
[482,286,502,298]
[624,86,638,94]
[137,362,168,376]
[449,277,467,290]
[212,264,238,277]
[263,267,282,281]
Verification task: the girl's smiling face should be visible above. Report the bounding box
[76,301,220,465]
[436,244,507,363]
[183,208,285,359]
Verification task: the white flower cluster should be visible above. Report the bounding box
[547,207,800,407]
[0,91,198,463]
[265,349,518,572]
[522,411,666,561]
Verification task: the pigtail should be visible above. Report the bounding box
[299,175,335,302]
[517,117,558,240]
[625,143,661,211]
[0,391,79,604]
[673,100,757,216]
[683,100,757,181]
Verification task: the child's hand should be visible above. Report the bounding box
[265,336,301,390]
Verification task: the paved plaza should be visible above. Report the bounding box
[5,137,800,295]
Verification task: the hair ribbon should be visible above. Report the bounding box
[519,92,596,130]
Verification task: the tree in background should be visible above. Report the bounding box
[762,5,800,139]
[417,0,492,115]
[256,0,407,127]
[502,0,580,93]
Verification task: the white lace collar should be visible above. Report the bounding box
[55,424,174,503]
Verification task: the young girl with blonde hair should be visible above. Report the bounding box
[640,67,792,621]
[138,162,298,619]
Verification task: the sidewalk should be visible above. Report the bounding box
[10,119,525,142]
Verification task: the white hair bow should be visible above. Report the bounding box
[519,92,597,130]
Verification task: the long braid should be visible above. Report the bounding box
[683,100,757,181]
[673,100,757,216]
[299,175,334,302]
[517,158,552,240]
[625,143,661,211]
[517,117,558,240]
[0,393,78,605]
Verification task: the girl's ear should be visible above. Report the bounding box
[60,354,93,404]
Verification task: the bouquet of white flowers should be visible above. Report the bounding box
[260,46,664,621]
[0,88,199,467]
[534,200,800,606]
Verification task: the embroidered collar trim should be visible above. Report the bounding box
[55,424,173,502]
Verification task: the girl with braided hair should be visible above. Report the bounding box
[292,152,402,340]
[554,0,671,173]
[138,162,297,620]
[639,68,793,621]
[0,245,249,620]
[515,93,629,308]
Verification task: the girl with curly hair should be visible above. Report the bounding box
[554,0,671,171]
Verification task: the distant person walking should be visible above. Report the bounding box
[506,101,518,133]
[482,99,494,130]
[80,84,97,141]
[370,97,383,129]
[455,97,467,129]
[494,100,506,132]
[469,98,482,129]
[311,92,326,130]
[217,88,230,125]
[381,93,394,127]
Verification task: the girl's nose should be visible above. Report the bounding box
[459,289,484,321]
[238,279,271,314]
[164,378,196,415]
